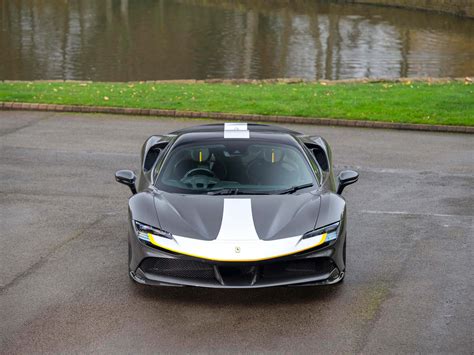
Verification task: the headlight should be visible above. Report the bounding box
[134,220,173,243]
[302,221,340,242]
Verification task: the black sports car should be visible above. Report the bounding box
[116,123,358,288]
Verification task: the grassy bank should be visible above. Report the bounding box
[0,81,472,126]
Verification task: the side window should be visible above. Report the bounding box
[312,147,329,171]
[305,144,329,172]
[144,148,161,172]
[144,143,168,172]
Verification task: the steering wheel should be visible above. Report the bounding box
[181,168,219,189]
[183,168,216,179]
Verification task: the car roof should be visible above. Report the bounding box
[170,123,302,136]
[167,123,304,147]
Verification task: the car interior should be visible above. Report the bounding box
[157,142,315,192]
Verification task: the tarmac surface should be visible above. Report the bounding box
[0,111,473,354]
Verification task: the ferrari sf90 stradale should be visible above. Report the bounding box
[116,123,358,288]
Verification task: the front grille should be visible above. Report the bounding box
[219,265,257,285]
[139,257,336,286]
[140,258,215,279]
[261,259,334,279]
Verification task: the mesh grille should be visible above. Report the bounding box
[262,259,334,279]
[140,258,215,279]
[140,257,335,284]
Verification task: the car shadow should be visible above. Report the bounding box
[132,283,343,306]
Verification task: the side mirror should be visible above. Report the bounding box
[115,170,137,194]
[337,170,359,194]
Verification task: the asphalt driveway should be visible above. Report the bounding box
[1,111,472,353]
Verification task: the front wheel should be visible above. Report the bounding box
[339,238,346,283]
[128,242,136,282]
[343,237,346,268]
[333,238,346,285]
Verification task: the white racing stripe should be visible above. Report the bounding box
[225,122,248,130]
[148,198,329,262]
[224,122,249,138]
[216,199,259,241]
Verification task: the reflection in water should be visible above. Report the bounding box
[1,0,473,80]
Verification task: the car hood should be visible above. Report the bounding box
[153,192,320,241]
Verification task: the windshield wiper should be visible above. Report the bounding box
[207,188,239,195]
[207,188,270,195]
[276,183,314,195]
[207,183,314,195]
[233,190,272,195]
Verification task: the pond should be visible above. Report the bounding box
[1,0,473,81]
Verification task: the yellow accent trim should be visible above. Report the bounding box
[272,149,275,163]
[147,233,328,262]
[199,150,202,162]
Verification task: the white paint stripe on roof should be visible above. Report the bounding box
[224,122,248,131]
[224,122,249,138]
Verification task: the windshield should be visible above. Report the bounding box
[155,139,318,194]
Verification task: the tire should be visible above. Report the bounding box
[128,242,135,282]
[339,238,346,283]
[343,237,346,268]
[332,237,346,285]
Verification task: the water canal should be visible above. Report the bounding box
[1,0,473,80]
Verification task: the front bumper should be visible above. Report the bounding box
[131,258,343,288]
[129,231,346,288]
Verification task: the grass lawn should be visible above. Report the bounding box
[0,81,473,126]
